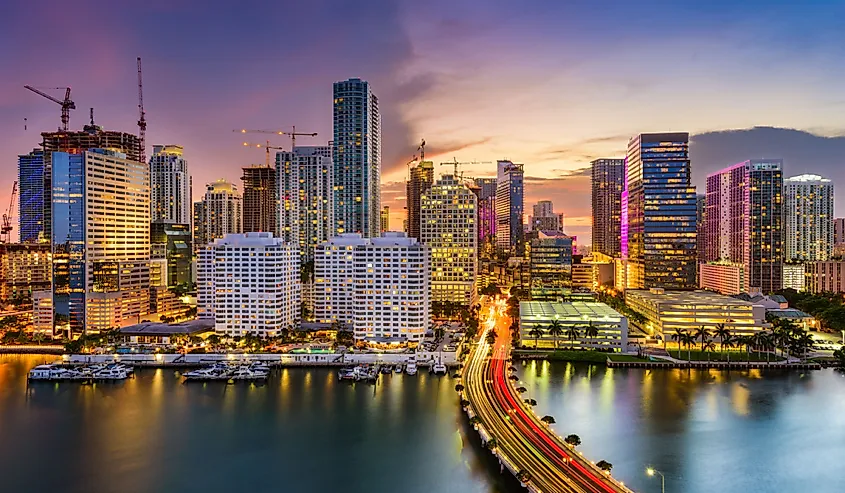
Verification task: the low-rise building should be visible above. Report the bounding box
[119,319,215,345]
[571,262,592,289]
[699,262,745,296]
[0,244,51,301]
[32,290,53,335]
[518,301,628,351]
[625,288,768,340]
[782,263,805,292]
[528,231,572,300]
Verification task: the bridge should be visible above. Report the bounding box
[461,300,633,493]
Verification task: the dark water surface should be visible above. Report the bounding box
[516,360,845,493]
[3,355,844,493]
[0,355,502,493]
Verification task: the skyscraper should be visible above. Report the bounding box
[623,133,697,289]
[495,160,524,255]
[333,78,381,237]
[193,179,243,250]
[784,174,834,261]
[591,158,624,257]
[528,231,573,300]
[421,174,478,304]
[834,218,845,257]
[276,148,334,262]
[473,177,497,247]
[40,126,142,244]
[241,165,277,234]
[18,149,45,243]
[703,160,783,294]
[51,148,150,334]
[406,160,435,241]
[149,145,191,224]
[530,200,559,231]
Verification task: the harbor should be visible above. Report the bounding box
[28,362,134,382]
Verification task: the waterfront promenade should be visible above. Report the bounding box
[462,302,632,493]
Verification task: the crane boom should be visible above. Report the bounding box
[24,85,76,131]
[137,57,147,164]
[242,141,285,167]
[234,127,318,150]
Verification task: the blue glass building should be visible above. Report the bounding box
[17,149,45,243]
[624,133,697,289]
[51,151,86,330]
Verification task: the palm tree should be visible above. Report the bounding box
[702,340,716,361]
[584,322,599,351]
[713,323,731,356]
[671,328,688,357]
[694,325,711,353]
[680,332,695,361]
[564,326,579,350]
[547,319,564,350]
[758,332,774,364]
[528,327,544,349]
[721,333,735,363]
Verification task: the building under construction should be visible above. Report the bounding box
[39,125,141,238]
[241,165,278,234]
[405,160,434,241]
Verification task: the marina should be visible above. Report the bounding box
[182,362,270,382]
[28,362,133,382]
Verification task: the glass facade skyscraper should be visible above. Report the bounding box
[18,149,46,243]
[332,78,381,237]
[591,158,624,257]
[495,160,524,256]
[624,133,697,289]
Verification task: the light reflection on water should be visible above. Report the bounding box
[517,360,845,493]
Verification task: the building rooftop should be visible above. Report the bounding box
[520,301,624,321]
[119,319,214,336]
[767,308,813,319]
[627,289,755,307]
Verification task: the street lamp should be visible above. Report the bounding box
[646,467,665,493]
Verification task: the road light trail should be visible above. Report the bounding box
[462,297,633,493]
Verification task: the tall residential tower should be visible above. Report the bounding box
[590,158,624,257]
[784,174,834,262]
[495,160,524,256]
[406,160,434,241]
[333,78,381,237]
[149,145,191,224]
[193,180,243,250]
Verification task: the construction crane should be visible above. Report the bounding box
[441,158,492,181]
[418,139,426,161]
[2,181,18,244]
[242,141,286,167]
[137,57,147,164]
[234,126,317,150]
[24,86,76,131]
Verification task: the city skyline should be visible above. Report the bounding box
[3,1,845,244]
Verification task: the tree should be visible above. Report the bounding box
[516,469,531,484]
[528,327,544,348]
[469,416,482,426]
[702,340,716,361]
[758,332,774,364]
[596,460,613,473]
[833,348,845,368]
[694,325,711,352]
[564,434,581,447]
[434,326,445,341]
[454,384,465,392]
[485,437,499,450]
[564,326,579,350]
[486,330,498,346]
[459,398,470,408]
[671,328,688,353]
[480,284,502,297]
[524,398,537,406]
[547,319,564,350]
[584,322,599,350]
[540,415,556,425]
[680,332,695,361]
[713,323,731,354]
[516,386,527,393]
[721,333,735,363]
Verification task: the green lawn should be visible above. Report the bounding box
[545,350,618,363]
[606,354,653,363]
[668,349,784,362]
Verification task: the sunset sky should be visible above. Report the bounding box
[2,0,845,244]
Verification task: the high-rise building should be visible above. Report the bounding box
[314,233,430,344]
[197,232,299,337]
[150,223,192,287]
[806,260,845,293]
[41,127,142,240]
[703,160,783,294]
[696,194,706,267]
[421,174,478,304]
[193,179,243,250]
[241,165,277,234]
[835,218,845,257]
[333,78,381,237]
[496,160,524,255]
[51,148,150,334]
[784,174,834,262]
[277,147,334,263]
[149,145,191,224]
[528,231,572,300]
[590,158,624,257]
[380,206,390,232]
[473,177,497,248]
[623,133,697,289]
[18,149,46,243]
[406,160,435,241]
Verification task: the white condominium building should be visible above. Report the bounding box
[197,232,299,337]
[149,145,191,224]
[194,179,243,250]
[277,148,334,262]
[421,174,478,304]
[314,233,430,344]
[784,174,834,262]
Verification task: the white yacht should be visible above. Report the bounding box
[405,361,418,375]
[431,361,447,375]
[92,367,130,380]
